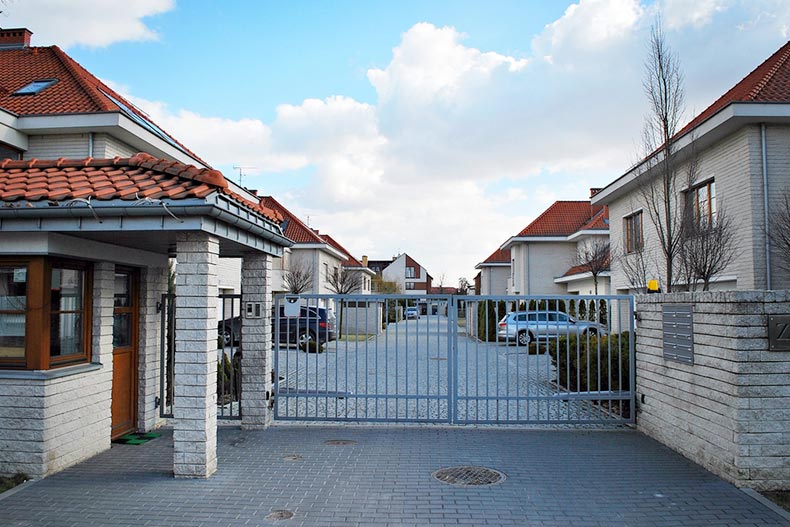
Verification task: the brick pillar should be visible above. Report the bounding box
[173,233,218,478]
[92,262,115,447]
[138,264,168,432]
[241,253,273,429]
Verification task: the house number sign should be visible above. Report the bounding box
[768,315,790,351]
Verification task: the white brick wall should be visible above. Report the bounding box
[25,134,89,159]
[241,253,273,430]
[635,290,790,490]
[92,133,136,159]
[608,124,790,292]
[173,233,218,478]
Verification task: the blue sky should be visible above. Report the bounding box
[3,1,790,284]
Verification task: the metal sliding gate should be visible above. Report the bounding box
[274,294,635,425]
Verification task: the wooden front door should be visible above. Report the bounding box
[111,268,138,439]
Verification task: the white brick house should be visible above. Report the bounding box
[0,28,290,480]
[501,198,610,296]
[593,41,790,293]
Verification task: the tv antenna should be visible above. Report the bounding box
[232,165,256,186]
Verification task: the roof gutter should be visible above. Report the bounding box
[0,197,293,248]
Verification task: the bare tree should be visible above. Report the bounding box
[638,18,687,292]
[573,239,610,294]
[457,277,471,295]
[372,276,402,294]
[283,259,314,294]
[769,187,790,272]
[617,243,652,293]
[326,266,364,295]
[678,208,738,291]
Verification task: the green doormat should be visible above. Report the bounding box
[113,432,162,445]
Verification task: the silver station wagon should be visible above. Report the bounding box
[497,311,607,346]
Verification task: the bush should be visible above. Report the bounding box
[476,300,506,341]
[547,332,630,395]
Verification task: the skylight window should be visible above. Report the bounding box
[13,79,57,95]
[98,88,190,156]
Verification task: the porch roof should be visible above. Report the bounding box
[0,153,292,257]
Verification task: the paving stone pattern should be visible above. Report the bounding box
[0,426,786,526]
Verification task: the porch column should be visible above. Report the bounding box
[91,262,115,447]
[241,252,273,429]
[173,232,219,478]
[138,265,169,431]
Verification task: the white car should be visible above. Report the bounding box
[497,311,606,346]
[404,306,420,320]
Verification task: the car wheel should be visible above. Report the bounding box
[298,330,319,352]
[222,328,233,347]
[517,331,532,346]
[585,328,598,337]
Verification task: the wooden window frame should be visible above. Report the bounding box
[0,256,92,370]
[624,211,644,254]
[688,180,716,227]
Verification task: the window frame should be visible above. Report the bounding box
[624,211,644,254]
[0,257,92,370]
[687,179,716,228]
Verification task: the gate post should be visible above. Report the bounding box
[240,252,273,429]
[173,232,218,478]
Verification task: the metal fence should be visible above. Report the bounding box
[159,292,243,420]
[273,293,635,425]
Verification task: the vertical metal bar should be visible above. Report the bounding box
[159,293,167,418]
[629,296,636,424]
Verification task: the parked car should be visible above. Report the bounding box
[218,305,336,351]
[497,311,607,346]
[405,306,420,320]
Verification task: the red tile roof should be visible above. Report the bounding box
[260,196,325,244]
[561,261,610,278]
[0,153,282,223]
[430,286,458,294]
[0,46,208,166]
[480,247,511,265]
[578,206,609,231]
[677,40,790,139]
[515,201,605,237]
[321,234,365,268]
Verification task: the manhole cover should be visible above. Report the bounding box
[282,454,303,461]
[430,356,447,361]
[432,466,505,486]
[265,510,294,521]
[324,439,357,446]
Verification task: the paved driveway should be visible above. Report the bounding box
[1,426,786,527]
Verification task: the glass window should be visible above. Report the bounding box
[689,180,716,227]
[50,267,85,359]
[406,266,415,278]
[0,266,27,360]
[113,272,133,348]
[624,212,644,253]
[12,79,57,96]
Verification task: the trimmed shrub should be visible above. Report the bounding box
[547,332,631,395]
[476,300,506,341]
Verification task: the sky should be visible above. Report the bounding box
[2,0,789,286]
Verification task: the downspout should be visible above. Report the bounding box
[88,132,94,157]
[526,244,531,295]
[761,124,771,290]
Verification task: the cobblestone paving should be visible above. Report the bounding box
[1,426,786,527]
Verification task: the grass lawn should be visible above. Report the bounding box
[0,474,27,494]
[761,491,790,512]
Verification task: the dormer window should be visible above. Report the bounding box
[13,78,58,96]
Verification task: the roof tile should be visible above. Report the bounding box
[515,201,606,237]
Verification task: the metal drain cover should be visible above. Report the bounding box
[325,439,357,446]
[265,510,294,521]
[282,454,303,461]
[432,466,505,486]
[430,356,448,361]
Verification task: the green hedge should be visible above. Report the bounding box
[476,300,506,341]
[546,332,630,394]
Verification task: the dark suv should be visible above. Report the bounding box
[218,306,336,351]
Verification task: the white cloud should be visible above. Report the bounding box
[660,0,731,30]
[532,0,645,64]
[1,0,173,48]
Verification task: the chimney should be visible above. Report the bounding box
[0,28,33,49]
[589,188,602,198]
[362,255,368,267]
